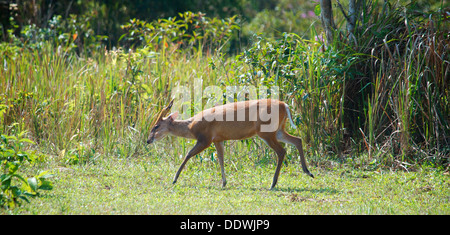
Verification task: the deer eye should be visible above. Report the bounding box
[153,124,160,131]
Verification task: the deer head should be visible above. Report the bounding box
[147,99,178,144]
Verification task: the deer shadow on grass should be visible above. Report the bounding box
[181,183,339,195]
[269,186,339,194]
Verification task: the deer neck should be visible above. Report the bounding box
[169,118,195,139]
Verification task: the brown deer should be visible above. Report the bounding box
[147,99,313,189]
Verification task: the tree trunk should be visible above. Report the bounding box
[319,0,336,44]
[347,0,357,33]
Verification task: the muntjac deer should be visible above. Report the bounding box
[147,99,313,189]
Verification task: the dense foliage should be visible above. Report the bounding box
[1,131,53,209]
[0,0,448,211]
[237,2,449,167]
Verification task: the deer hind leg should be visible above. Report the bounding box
[258,133,287,190]
[277,130,314,178]
[173,138,211,185]
[214,141,227,188]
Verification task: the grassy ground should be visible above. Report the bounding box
[7,138,449,215]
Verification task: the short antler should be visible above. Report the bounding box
[166,98,174,110]
[161,98,174,116]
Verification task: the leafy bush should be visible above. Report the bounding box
[0,131,53,210]
[232,1,449,168]
[7,14,107,56]
[120,11,240,54]
[235,33,356,156]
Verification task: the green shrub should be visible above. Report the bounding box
[0,131,53,210]
[119,11,240,54]
[8,14,107,56]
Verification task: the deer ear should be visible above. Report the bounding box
[167,111,178,121]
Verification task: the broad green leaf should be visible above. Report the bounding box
[7,162,19,174]
[19,138,35,145]
[314,4,321,17]
[28,177,38,192]
[38,180,53,190]
[37,170,54,179]
[12,174,28,184]
[19,195,31,203]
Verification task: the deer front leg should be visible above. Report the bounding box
[173,138,211,185]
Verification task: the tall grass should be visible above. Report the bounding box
[349,1,449,167]
[0,3,448,170]
[0,41,223,163]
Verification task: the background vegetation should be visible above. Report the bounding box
[0,0,448,213]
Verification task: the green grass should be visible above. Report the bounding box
[6,138,449,215]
